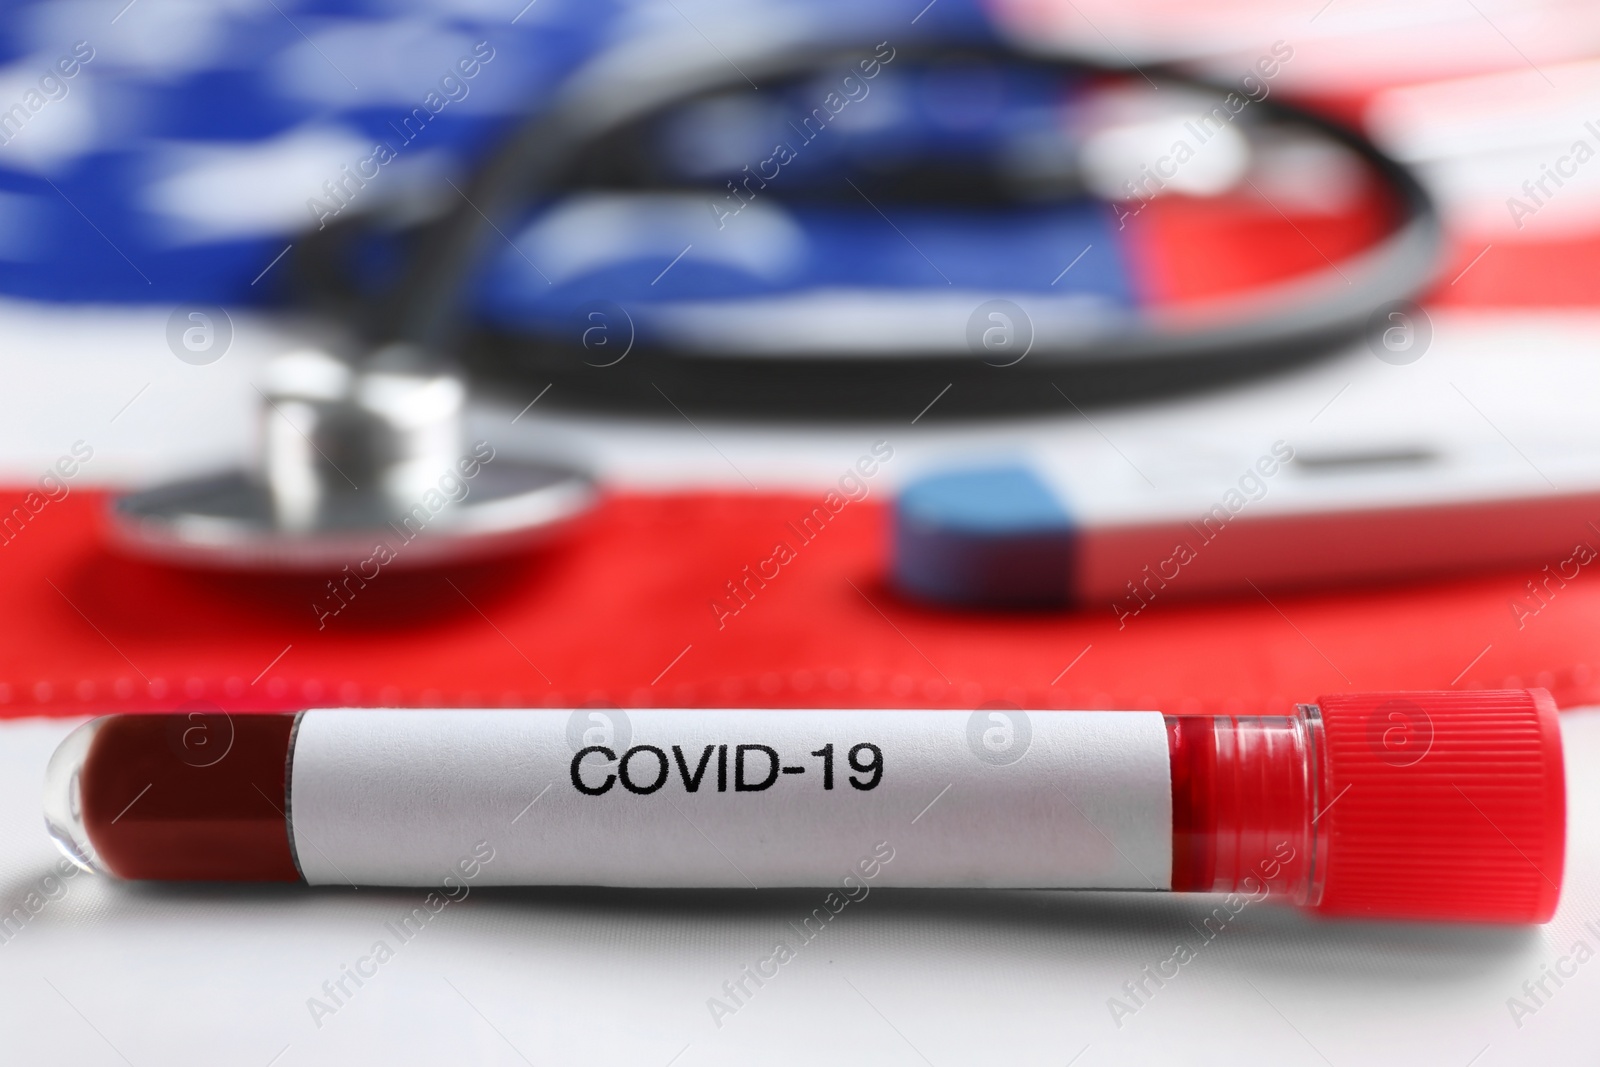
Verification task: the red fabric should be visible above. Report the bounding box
[1427,237,1600,308]
[1,490,1597,719]
[1127,184,1396,306]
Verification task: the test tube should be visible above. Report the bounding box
[43,690,1564,922]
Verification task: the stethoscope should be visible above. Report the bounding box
[108,31,1443,572]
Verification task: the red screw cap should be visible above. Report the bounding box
[1313,689,1565,923]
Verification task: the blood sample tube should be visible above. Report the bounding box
[44,689,1565,922]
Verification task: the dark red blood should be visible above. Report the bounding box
[1165,713,1215,893]
[82,713,300,881]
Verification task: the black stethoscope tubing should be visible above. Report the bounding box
[299,35,1443,418]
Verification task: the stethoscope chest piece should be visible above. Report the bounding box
[108,347,596,572]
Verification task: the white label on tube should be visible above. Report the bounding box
[290,709,1173,890]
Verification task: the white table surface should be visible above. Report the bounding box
[0,711,1594,1067]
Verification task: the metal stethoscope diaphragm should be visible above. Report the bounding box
[110,344,596,571]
